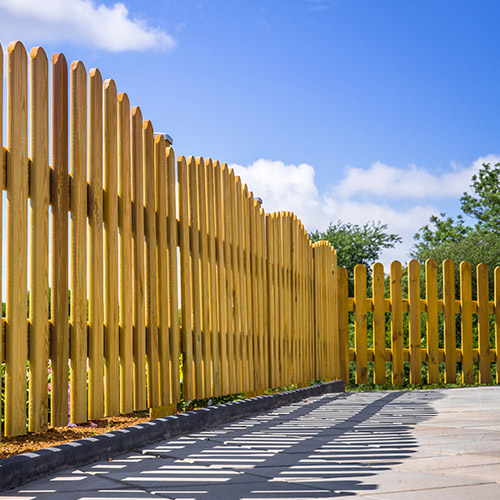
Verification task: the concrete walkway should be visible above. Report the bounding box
[3,386,500,499]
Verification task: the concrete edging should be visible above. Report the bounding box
[0,380,344,491]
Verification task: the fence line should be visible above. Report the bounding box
[0,41,499,437]
[342,260,500,386]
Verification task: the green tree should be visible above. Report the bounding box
[412,162,500,297]
[310,220,402,288]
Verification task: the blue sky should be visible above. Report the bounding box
[1,0,500,264]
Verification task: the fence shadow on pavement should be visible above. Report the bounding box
[12,390,445,499]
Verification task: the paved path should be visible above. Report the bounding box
[3,386,500,499]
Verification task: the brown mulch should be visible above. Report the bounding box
[0,413,150,460]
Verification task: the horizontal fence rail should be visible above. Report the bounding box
[0,41,499,437]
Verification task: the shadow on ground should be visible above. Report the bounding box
[9,390,445,499]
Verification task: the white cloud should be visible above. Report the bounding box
[0,0,175,52]
[230,156,497,267]
[335,155,500,200]
[230,159,324,230]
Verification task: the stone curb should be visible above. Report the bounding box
[0,380,344,491]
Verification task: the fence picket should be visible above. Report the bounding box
[178,156,194,400]
[408,260,421,384]
[88,68,104,420]
[28,46,49,433]
[143,121,159,408]
[188,156,203,398]
[222,164,235,394]
[425,259,439,384]
[338,267,349,383]
[391,261,404,385]
[197,157,211,397]
[166,147,179,403]
[155,134,169,406]
[354,264,368,384]
[373,263,386,385]
[443,259,456,383]
[69,60,88,424]
[50,52,69,428]
[131,107,146,410]
[206,159,220,396]
[6,41,29,436]
[477,263,490,384]
[118,93,133,413]
[460,261,473,384]
[104,79,120,416]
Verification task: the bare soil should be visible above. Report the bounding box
[0,413,150,460]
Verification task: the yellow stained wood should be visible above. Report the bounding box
[131,106,146,410]
[372,262,386,385]
[249,197,259,390]
[477,263,491,383]
[197,157,211,397]
[228,173,242,392]
[266,214,277,387]
[225,167,236,393]
[330,248,339,380]
[283,215,292,383]
[188,156,203,398]
[50,52,69,428]
[6,41,28,436]
[69,60,88,424]
[155,134,169,405]
[259,204,268,388]
[495,267,500,383]
[214,161,229,395]
[291,218,298,383]
[295,222,302,385]
[460,261,474,384]
[0,44,2,412]
[118,92,133,413]
[443,259,456,383]
[88,67,104,420]
[425,259,439,384]
[166,147,179,403]
[305,230,312,382]
[338,267,349,383]
[244,189,254,391]
[279,216,286,384]
[313,243,322,381]
[103,80,120,415]
[206,159,220,396]
[237,181,249,392]
[28,46,49,432]
[143,121,159,408]
[178,156,194,400]
[390,261,404,385]
[354,264,368,384]
[408,260,421,384]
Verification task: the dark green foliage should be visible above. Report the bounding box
[310,220,401,293]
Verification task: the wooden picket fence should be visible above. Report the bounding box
[0,41,498,438]
[341,260,500,387]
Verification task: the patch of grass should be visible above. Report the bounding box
[346,381,499,392]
